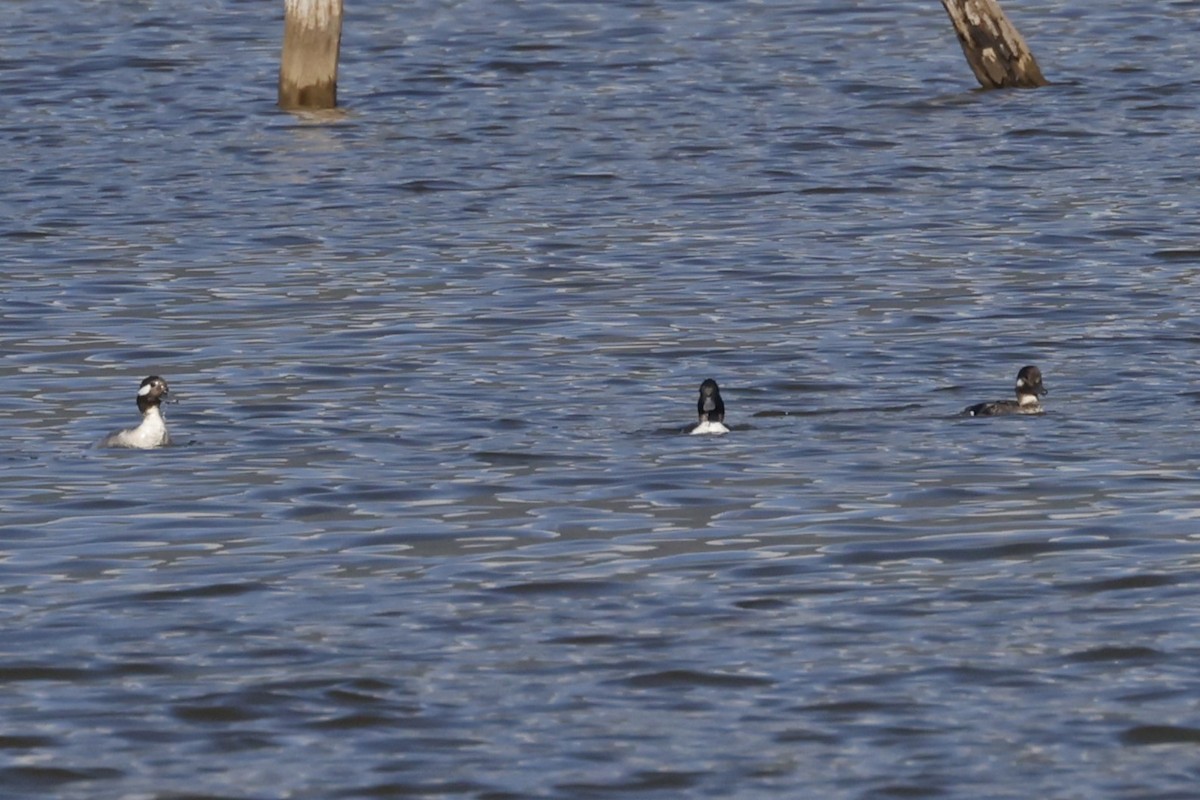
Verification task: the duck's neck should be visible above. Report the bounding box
[133,407,167,442]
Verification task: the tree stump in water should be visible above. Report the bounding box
[941,0,1048,89]
[279,0,344,110]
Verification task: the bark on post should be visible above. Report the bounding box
[941,0,1048,89]
[279,0,344,110]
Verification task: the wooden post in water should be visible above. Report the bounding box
[279,0,344,110]
[941,0,1048,89]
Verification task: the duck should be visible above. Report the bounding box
[963,365,1047,416]
[99,375,171,448]
[689,378,730,435]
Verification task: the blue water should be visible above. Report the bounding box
[3,1,1200,797]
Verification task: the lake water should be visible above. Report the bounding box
[4,1,1200,797]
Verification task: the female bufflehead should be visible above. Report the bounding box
[964,365,1047,417]
[689,378,730,435]
[100,375,171,448]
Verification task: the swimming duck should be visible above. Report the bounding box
[689,378,730,435]
[964,365,1046,416]
[100,375,171,448]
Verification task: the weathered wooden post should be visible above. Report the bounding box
[941,0,1048,89]
[279,0,344,110]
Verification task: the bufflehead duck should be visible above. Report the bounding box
[100,375,171,448]
[964,365,1047,417]
[689,378,730,435]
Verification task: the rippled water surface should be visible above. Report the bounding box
[4,1,1200,797]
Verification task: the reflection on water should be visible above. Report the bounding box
[3,0,1200,797]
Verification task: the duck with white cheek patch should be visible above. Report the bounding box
[99,375,172,448]
[964,365,1047,417]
